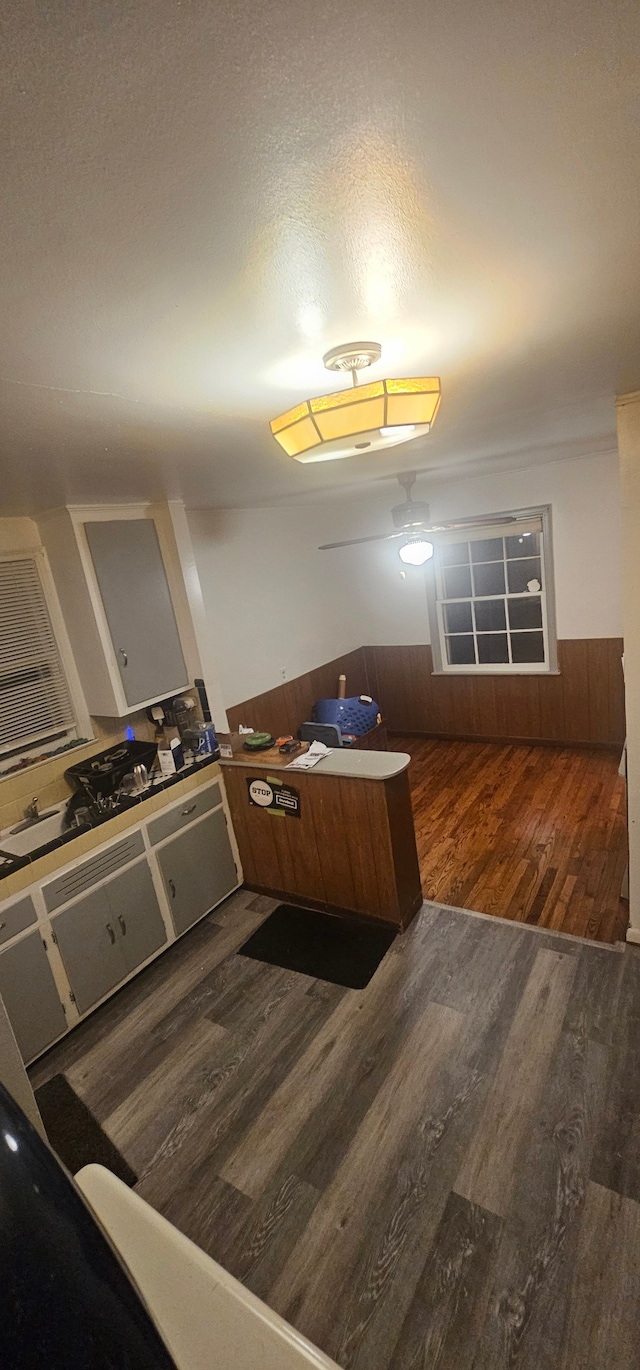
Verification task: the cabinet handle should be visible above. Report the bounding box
[168,879,176,899]
[181,804,197,816]
[106,922,115,944]
[118,915,127,936]
[119,647,128,667]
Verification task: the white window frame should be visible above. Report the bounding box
[426,505,558,675]
[0,548,92,773]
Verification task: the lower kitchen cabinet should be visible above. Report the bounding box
[54,886,126,1014]
[107,860,167,975]
[0,932,67,1062]
[0,775,239,1064]
[54,859,167,1015]
[157,808,237,936]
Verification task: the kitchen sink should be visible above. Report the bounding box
[0,803,68,857]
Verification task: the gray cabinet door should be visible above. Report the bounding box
[85,519,188,707]
[54,887,127,1015]
[146,781,221,847]
[157,810,237,936]
[0,932,67,1063]
[106,861,167,975]
[0,894,37,947]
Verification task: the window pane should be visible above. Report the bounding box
[474,599,507,632]
[510,631,545,663]
[446,635,476,665]
[472,561,506,596]
[444,565,473,599]
[441,541,469,567]
[507,557,542,594]
[477,634,509,664]
[506,532,540,559]
[508,596,543,630]
[444,602,473,633]
[470,537,504,563]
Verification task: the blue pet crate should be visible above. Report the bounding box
[313,695,380,737]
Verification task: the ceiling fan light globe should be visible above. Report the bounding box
[398,538,434,566]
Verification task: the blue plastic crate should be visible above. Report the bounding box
[313,695,380,737]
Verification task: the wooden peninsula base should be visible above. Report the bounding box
[220,745,422,932]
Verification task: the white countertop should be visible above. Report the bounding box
[290,749,410,780]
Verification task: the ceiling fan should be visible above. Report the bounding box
[318,473,518,565]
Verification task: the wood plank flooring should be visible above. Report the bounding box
[30,889,640,1369]
[390,736,628,943]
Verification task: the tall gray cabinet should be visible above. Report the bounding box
[84,520,188,708]
[38,508,190,716]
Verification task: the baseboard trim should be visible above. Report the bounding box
[241,882,412,932]
[626,926,640,945]
[387,730,623,753]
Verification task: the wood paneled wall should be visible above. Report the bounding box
[225,648,371,739]
[225,640,625,749]
[364,640,625,748]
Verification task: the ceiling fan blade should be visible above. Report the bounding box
[320,514,520,551]
[423,515,518,533]
[318,532,405,550]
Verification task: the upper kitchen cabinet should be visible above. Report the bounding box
[84,521,187,709]
[38,508,190,716]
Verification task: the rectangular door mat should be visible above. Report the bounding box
[34,1074,137,1185]
[238,903,396,989]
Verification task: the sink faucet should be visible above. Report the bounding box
[8,796,46,837]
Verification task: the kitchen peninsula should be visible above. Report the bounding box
[220,743,422,931]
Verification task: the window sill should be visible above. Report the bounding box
[431,669,561,677]
[0,735,93,783]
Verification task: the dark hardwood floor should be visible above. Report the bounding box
[31,889,640,1369]
[390,736,628,943]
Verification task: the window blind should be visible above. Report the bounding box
[0,557,75,754]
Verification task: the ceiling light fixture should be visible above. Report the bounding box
[270,342,440,463]
[398,537,434,566]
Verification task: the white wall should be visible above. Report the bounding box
[617,394,640,939]
[0,994,45,1138]
[0,517,41,553]
[343,449,623,646]
[189,449,622,708]
[188,505,373,706]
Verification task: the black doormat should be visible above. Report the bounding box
[238,903,396,989]
[34,1074,137,1186]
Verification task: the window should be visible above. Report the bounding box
[0,555,77,756]
[427,508,557,674]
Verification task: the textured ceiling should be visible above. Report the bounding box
[1,0,639,512]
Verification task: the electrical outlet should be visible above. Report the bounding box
[281,668,287,681]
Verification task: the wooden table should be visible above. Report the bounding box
[220,744,422,931]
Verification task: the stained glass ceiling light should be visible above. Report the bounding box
[269,342,441,463]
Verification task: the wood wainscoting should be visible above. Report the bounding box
[365,639,625,749]
[224,640,625,750]
[226,648,372,739]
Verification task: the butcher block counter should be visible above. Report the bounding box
[219,743,422,931]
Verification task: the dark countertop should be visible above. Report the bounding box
[0,751,221,886]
